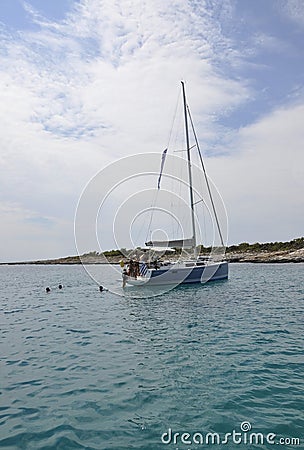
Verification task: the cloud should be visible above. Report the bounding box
[280,0,304,27]
[207,101,304,244]
[251,32,291,55]
[0,202,73,261]
[0,2,249,159]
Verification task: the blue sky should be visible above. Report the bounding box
[0,0,303,261]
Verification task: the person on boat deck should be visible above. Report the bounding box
[135,261,140,277]
[153,260,159,269]
[122,269,128,288]
[128,260,140,278]
[128,260,134,277]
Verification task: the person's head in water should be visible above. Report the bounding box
[99,285,104,292]
[46,287,51,293]
[58,284,63,289]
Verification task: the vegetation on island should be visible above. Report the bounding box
[199,237,304,254]
[1,238,303,265]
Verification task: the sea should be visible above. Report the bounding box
[0,263,303,450]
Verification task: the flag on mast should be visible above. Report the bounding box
[157,148,168,190]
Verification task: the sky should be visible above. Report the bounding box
[0,0,303,262]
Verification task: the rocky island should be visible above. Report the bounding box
[2,238,304,265]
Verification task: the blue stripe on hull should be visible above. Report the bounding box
[183,263,228,284]
[148,262,228,285]
[184,267,228,283]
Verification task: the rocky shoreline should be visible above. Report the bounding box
[226,248,304,263]
[2,248,304,265]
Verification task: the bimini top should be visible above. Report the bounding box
[143,246,175,252]
[145,237,195,249]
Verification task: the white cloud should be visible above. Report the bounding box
[0,202,73,261]
[207,101,304,244]
[281,0,304,27]
[251,32,291,55]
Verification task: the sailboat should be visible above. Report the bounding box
[122,82,228,287]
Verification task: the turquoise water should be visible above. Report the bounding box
[0,263,303,449]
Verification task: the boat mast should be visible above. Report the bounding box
[181,81,196,248]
